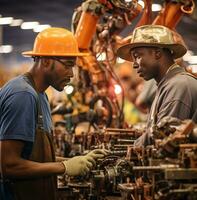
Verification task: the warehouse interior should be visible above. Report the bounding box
[0,0,197,200]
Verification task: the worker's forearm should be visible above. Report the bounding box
[3,159,65,179]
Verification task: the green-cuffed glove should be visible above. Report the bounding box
[62,149,108,176]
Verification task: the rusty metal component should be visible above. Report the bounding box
[165,168,197,180]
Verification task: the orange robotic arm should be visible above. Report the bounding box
[75,0,103,50]
[136,0,153,27]
[152,0,195,29]
[74,0,142,74]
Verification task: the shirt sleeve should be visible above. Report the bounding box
[157,100,191,123]
[0,91,37,142]
[134,100,191,147]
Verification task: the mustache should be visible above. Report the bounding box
[133,62,139,68]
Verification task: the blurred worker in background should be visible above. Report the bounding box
[0,27,107,200]
[117,25,197,147]
[116,61,143,125]
[135,79,157,113]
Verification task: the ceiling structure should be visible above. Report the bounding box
[0,0,197,66]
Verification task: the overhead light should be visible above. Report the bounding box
[10,19,23,27]
[33,24,51,32]
[0,17,13,25]
[152,4,162,12]
[97,52,106,61]
[21,21,39,30]
[183,50,194,62]
[187,50,194,56]
[64,84,74,95]
[189,65,197,73]
[0,45,13,53]
[114,84,122,95]
[187,56,197,64]
[137,1,161,11]
[138,0,144,8]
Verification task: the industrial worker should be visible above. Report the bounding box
[117,25,197,147]
[0,28,107,200]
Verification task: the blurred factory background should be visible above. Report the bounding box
[0,0,197,69]
[1,1,197,199]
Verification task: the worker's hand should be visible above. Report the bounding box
[62,149,108,176]
[62,155,94,176]
[86,149,109,160]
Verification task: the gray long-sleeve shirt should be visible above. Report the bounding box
[135,65,197,147]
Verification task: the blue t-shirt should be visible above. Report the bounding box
[0,75,53,200]
[0,75,53,158]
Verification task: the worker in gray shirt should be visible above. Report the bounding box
[117,25,197,147]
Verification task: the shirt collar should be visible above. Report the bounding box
[157,64,185,88]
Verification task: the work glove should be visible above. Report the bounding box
[86,149,108,160]
[61,149,108,176]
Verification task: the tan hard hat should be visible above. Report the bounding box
[117,25,187,61]
[22,27,89,57]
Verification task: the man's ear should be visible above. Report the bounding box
[155,48,162,60]
[41,58,51,69]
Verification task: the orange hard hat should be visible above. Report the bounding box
[22,27,89,57]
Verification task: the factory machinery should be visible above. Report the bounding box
[56,117,197,200]
[51,0,196,199]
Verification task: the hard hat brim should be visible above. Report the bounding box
[22,51,90,57]
[117,42,187,62]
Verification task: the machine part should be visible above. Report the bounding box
[89,95,113,127]
[51,103,73,115]
[105,128,143,139]
[190,126,197,142]
[156,120,195,157]
[165,168,197,180]
[136,0,152,27]
[152,0,195,29]
[75,0,104,49]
